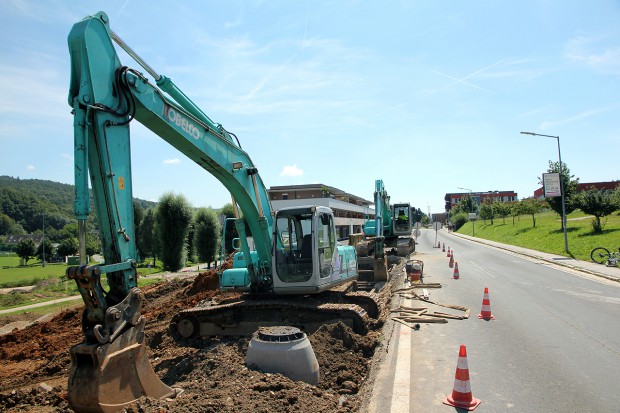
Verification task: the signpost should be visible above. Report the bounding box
[413,222,422,242]
[468,213,477,237]
[543,173,562,197]
[432,221,442,246]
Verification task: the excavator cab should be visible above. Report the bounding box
[392,203,412,234]
[271,206,354,294]
[273,209,315,281]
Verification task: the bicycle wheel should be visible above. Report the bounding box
[590,247,610,264]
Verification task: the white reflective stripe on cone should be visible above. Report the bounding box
[452,378,472,394]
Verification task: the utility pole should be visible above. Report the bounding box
[41,212,46,267]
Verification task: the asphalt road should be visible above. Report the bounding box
[366,228,620,413]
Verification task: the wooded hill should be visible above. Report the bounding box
[0,175,156,234]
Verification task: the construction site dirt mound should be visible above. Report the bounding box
[0,265,391,412]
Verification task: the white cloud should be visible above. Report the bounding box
[280,165,304,177]
[539,107,611,130]
[27,164,35,171]
[565,35,620,75]
[163,158,180,164]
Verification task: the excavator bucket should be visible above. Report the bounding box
[68,317,178,413]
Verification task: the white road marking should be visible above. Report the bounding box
[390,305,411,412]
[470,261,496,278]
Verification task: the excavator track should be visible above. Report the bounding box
[169,295,375,339]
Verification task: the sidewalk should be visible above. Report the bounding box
[448,230,620,283]
[0,295,82,316]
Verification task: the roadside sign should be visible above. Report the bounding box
[543,173,562,197]
[432,222,442,230]
[414,222,422,229]
[414,229,421,237]
[468,213,477,221]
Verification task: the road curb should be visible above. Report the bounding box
[446,231,620,283]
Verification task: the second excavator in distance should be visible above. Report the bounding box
[355,179,416,288]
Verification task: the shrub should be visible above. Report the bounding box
[450,212,468,231]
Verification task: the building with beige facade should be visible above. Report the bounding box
[268,184,373,241]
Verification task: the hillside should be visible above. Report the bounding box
[0,175,156,233]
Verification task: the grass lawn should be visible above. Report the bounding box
[0,256,166,288]
[456,210,620,262]
[0,276,166,313]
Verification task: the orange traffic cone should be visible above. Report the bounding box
[446,247,451,257]
[437,241,441,248]
[442,243,445,252]
[452,262,460,279]
[449,253,454,268]
[443,344,481,410]
[478,287,495,320]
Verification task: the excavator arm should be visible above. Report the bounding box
[66,11,274,411]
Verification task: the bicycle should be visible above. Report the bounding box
[590,246,620,267]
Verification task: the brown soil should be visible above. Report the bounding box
[0,265,393,412]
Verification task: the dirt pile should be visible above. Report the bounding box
[0,268,388,412]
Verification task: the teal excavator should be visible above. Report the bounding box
[66,12,379,412]
[355,179,415,287]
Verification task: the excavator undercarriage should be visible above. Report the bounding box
[169,289,385,339]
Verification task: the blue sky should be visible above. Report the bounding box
[1,1,619,215]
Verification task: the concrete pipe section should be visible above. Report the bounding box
[246,326,320,385]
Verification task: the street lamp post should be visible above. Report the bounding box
[521,131,569,254]
[457,187,473,212]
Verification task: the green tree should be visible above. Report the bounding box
[186,220,197,263]
[85,232,101,257]
[457,194,476,214]
[540,161,579,229]
[0,212,14,235]
[36,238,54,263]
[510,202,523,225]
[156,193,193,271]
[479,200,495,224]
[420,214,430,226]
[612,185,620,211]
[577,188,618,233]
[495,202,512,225]
[410,207,424,224]
[519,198,544,228]
[138,208,158,265]
[133,201,145,259]
[15,238,36,265]
[450,212,468,231]
[194,208,221,268]
[58,237,79,258]
[58,222,78,240]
